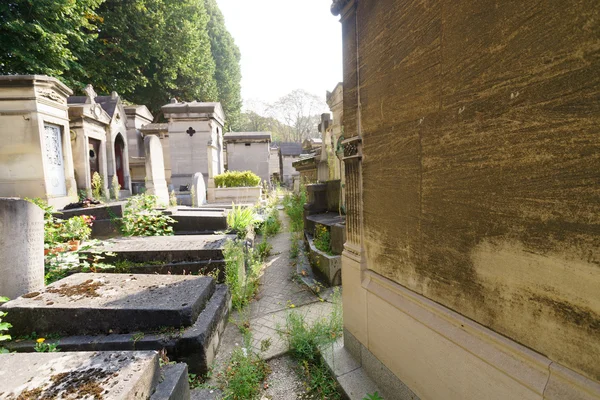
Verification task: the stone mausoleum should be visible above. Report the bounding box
[223,131,272,184]
[332,0,600,399]
[162,100,225,197]
[0,75,78,208]
[68,87,132,198]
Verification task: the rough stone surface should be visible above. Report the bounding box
[0,351,160,400]
[330,222,346,255]
[144,135,169,206]
[3,273,215,335]
[169,210,227,234]
[0,198,44,299]
[150,363,190,400]
[192,172,207,205]
[347,0,600,383]
[88,234,233,263]
[5,284,230,376]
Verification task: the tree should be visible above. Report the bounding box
[0,0,104,83]
[205,0,242,131]
[74,0,218,115]
[270,89,327,142]
[238,111,288,142]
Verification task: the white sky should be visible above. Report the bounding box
[215,0,343,111]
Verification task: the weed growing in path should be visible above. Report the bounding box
[218,333,270,400]
[278,288,343,399]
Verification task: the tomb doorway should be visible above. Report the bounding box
[114,134,125,187]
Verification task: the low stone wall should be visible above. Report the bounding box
[207,186,261,204]
[56,203,125,239]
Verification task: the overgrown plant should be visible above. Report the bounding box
[257,207,281,237]
[278,288,343,399]
[169,190,177,207]
[111,176,121,200]
[223,240,262,310]
[91,171,104,200]
[34,338,60,353]
[283,188,306,233]
[121,194,176,236]
[313,224,332,254]
[0,296,11,354]
[58,215,94,242]
[256,237,272,261]
[214,170,261,188]
[219,333,270,400]
[227,204,259,238]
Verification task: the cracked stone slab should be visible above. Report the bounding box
[3,273,215,336]
[0,351,160,400]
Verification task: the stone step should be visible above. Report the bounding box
[0,351,160,400]
[3,273,215,336]
[151,363,191,400]
[5,284,231,375]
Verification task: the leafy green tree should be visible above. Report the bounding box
[205,0,242,131]
[76,0,218,116]
[0,0,104,83]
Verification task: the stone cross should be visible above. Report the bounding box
[84,84,97,104]
[0,198,44,299]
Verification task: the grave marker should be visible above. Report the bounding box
[192,172,207,206]
[144,135,169,205]
[0,198,44,299]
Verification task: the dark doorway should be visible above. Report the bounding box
[89,138,101,186]
[114,134,125,187]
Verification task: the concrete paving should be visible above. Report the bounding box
[197,210,337,399]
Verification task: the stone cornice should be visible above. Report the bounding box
[331,0,354,16]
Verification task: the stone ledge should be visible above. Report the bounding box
[151,363,191,400]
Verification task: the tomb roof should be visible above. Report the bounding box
[279,142,303,156]
[224,131,272,142]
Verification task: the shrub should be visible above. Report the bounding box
[122,194,176,236]
[58,215,94,242]
[227,204,259,238]
[214,170,261,188]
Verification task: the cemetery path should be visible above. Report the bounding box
[199,209,336,399]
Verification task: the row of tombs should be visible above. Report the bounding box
[0,194,237,399]
[0,74,282,210]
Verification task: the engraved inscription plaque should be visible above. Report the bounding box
[0,198,45,299]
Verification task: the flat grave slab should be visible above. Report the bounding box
[89,235,234,263]
[5,284,231,375]
[3,273,215,336]
[167,210,228,234]
[0,351,159,400]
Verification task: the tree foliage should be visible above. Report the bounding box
[205,0,242,131]
[271,89,326,142]
[0,0,241,120]
[240,89,327,143]
[0,0,104,82]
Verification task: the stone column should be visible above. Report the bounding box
[0,198,44,299]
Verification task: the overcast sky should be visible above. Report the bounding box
[215,0,343,111]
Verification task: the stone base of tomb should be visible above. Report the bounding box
[2,273,230,375]
[0,351,192,400]
[305,233,342,286]
[207,186,262,204]
[57,202,126,239]
[164,208,228,234]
